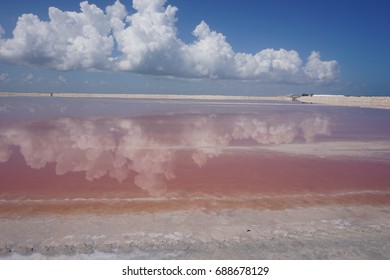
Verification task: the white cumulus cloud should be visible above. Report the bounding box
[0,0,339,83]
[0,72,9,82]
[22,73,34,84]
[57,75,67,83]
[304,51,339,82]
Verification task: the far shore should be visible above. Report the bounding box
[297,95,390,109]
[0,92,289,101]
[1,92,390,109]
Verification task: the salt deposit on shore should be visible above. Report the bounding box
[297,95,390,109]
[1,206,389,259]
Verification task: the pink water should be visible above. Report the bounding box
[1,97,390,216]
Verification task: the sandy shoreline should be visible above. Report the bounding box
[0,92,290,101]
[1,205,389,259]
[1,92,390,109]
[297,95,390,109]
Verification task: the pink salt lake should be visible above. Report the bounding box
[0,96,390,216]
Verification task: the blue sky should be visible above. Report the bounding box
[0,0,389,96]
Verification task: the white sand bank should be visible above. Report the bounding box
[298,95,390,109]
[1,206,389,259]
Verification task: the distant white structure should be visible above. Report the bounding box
[312,94,345,97]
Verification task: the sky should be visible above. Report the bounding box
[0,0,389,96]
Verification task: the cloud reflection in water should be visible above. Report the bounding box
[0,113,331,195]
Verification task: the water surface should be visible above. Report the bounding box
[1,96,390,216]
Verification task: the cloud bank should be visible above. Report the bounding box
[0,0,339,83]
[0,113,331,195]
